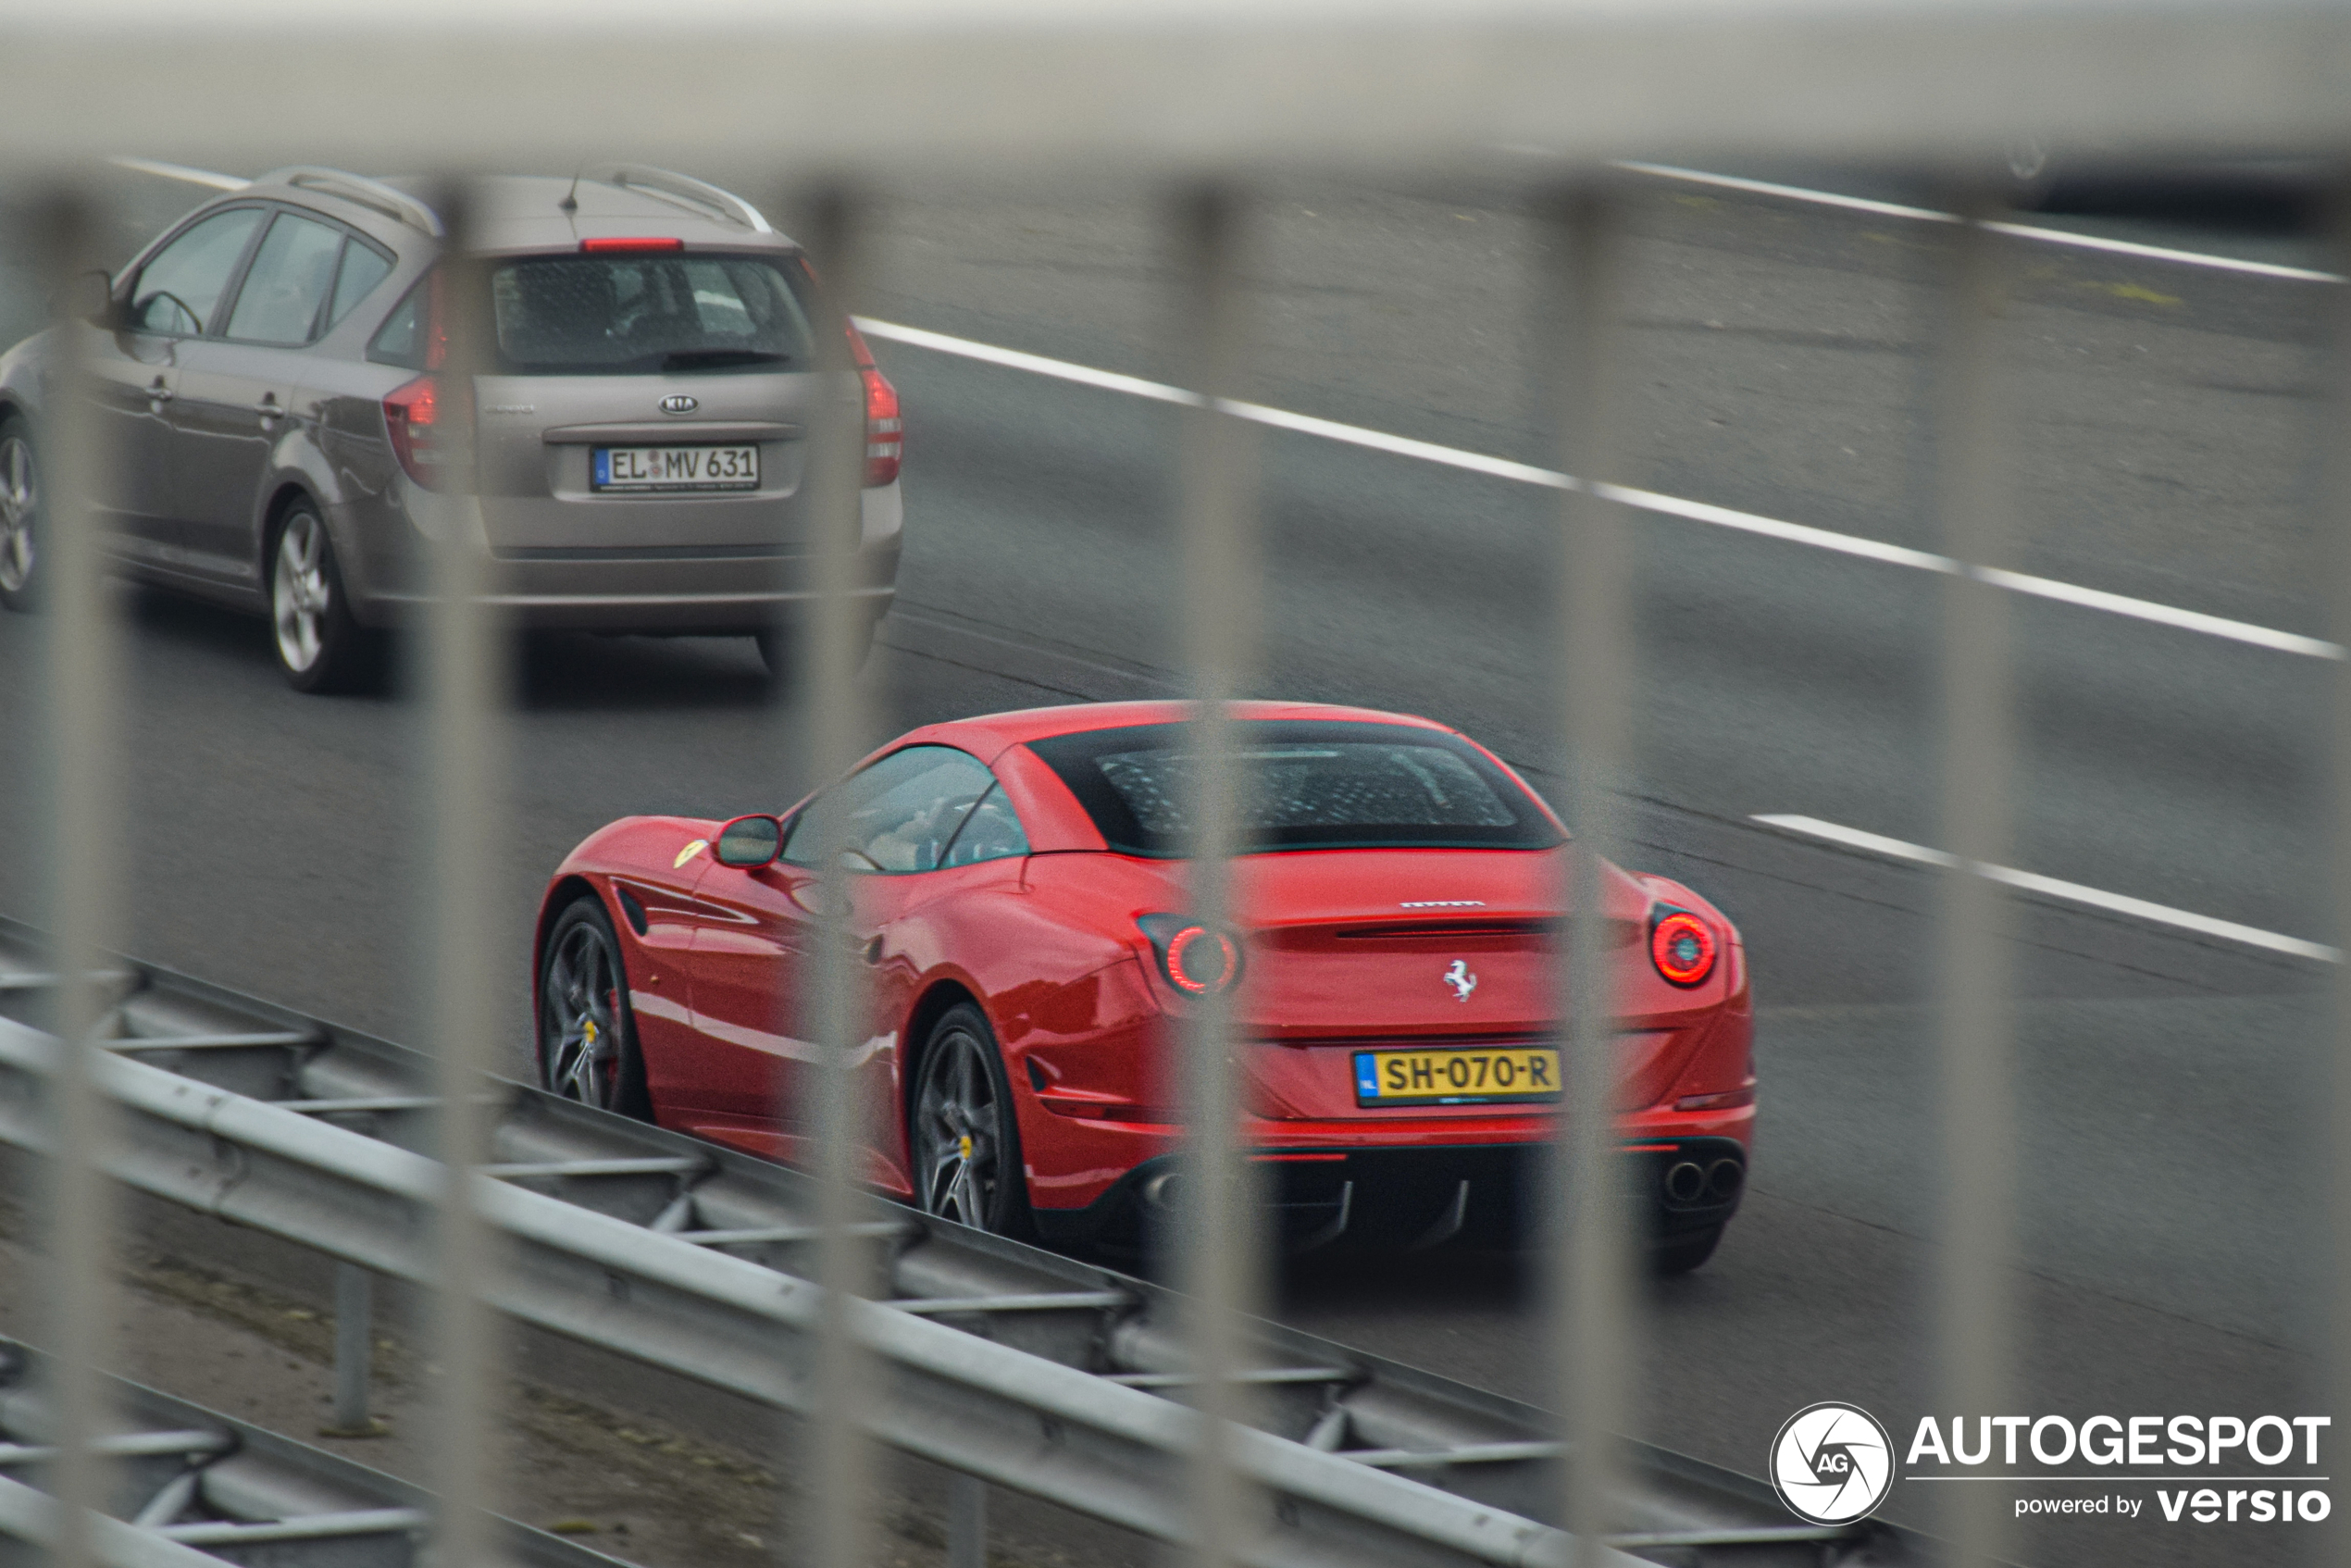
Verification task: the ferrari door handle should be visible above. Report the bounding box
[862,936,884,966]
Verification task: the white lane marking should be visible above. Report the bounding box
[1611,160,1952,226]
[1615,160,2343,286]
[1976,219,2343,287]
[1753,813,2339,964]
[854,317,2344,662]
[106,156,248,191]
[858,318,1561,488]
[1972,566,2338,660]
[852,318,1192,408]
[1220,396,1562,488]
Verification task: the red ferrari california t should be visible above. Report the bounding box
[533,700,1755,1270]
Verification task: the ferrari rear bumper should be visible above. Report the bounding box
[1029,1134,1748,1252]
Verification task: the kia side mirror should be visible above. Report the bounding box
[714,814,782,867]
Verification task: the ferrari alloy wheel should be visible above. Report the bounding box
[539,899,652,1120]
[913,1004,1030,1237]
[0,421,38,613]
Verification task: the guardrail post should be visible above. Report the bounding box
[947,1473,986,1568]
[1930,194,2019,1568]
[323,1263,382,1437]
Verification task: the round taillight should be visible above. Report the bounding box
[1164,925,1239,994]
[1650,910,1716,987]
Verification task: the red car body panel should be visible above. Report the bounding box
[535,700,1756,1243]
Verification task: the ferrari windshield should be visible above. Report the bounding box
[1024,720,1561,855]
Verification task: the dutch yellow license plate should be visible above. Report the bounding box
[1352,1047,1561,1107]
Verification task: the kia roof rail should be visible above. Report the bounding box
[255,166,446,239]
[580,163,773,234]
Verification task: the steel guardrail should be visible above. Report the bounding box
[0,921,1934,1568]
[0,1337,627,1568]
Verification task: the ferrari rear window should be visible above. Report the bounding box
[1024,721,1561,856]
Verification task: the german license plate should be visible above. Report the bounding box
[1353,1047,1561,1107]
[592,444,760,492]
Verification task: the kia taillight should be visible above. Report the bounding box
[846,321,902,488]
[580,236,684,253]
[383,375,468,491]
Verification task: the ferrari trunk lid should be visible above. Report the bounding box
[1230,847,1647,1039]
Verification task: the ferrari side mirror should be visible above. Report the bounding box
[714,814,782,867]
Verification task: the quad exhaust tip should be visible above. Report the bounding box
[1662,1157,1744,1206]
[1704,1157,1743,1202]
[1663,1161,1707,1204]
[1139,1170,1182,1212]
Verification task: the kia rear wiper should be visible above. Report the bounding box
[658,348,791,370]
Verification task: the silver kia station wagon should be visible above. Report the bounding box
[0,165,903,691]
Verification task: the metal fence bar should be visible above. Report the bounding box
[1929,199,2018,1568]
[2327,184,2351,1568]
[791,184,877,1568]
[421,190,504,1568]
[5,10,2343,172]
[31,186,121,1568]
[1171,184,1266,1568]
[1540,187,1636,1562]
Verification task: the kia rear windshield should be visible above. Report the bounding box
[1024,721,1562,856]
[486,253,820,375]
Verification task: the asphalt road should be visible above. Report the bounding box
[0,165,2339,1566]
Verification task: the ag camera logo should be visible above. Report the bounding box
[1772,1402,1897,1524]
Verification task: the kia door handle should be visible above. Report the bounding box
[144,379,173,405]
[255,397,284,425]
